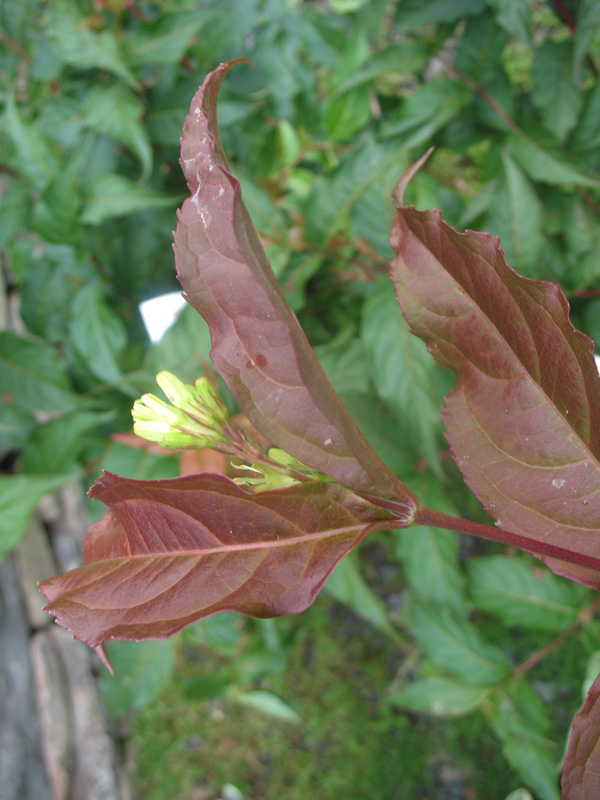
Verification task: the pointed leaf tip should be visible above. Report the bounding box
[174,61,418,505]
[392,147,434,208]
[95,644,114,675]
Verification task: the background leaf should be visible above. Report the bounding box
[0,474,75,559]
[362,279,444,474]
[69,283,127,383]
[0,331,81,412]
[82,83,153,181]
[407,597,511,685]
[388,677,490,717]
[82,175,174,225]
[531,41,582,143]
[326,549,396,638]
[467,555,589,631]
[484,152,542,276]
[100,639,177,716]
[487,683,559,800]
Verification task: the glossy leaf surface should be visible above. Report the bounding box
[173,59,416,507]
[390,161,600,589]
[40,472,390,647]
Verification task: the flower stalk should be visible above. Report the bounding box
[131,372,329,492]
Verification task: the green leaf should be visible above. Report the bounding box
[329,0,368,12]
[564,200,600,290]
[190,612,243,657]
[0,180,30,247]
[20,245,92,342]
[407,597,511,685]
[124,10,210,66]
[362,280,443,474]
[395,0,486,29]
[69,283,127,383]
[183,673,230,701]
[396,477,467,615]
[82,174,175,225]
[0,473,75,559]
[231,689,302,724]
[486,0,533,44]
[315,335,370,396]
[31,163,82,246]
[0,331,80,412]
[1,0,39,43]
[505,130,600,188]
[532,41,583,143]
[455,9,510,85]
[82,83,153,181]
[487,683,559,800]
[484,152,542,276]
[3,94,60,189]
[98,441,180,483]
[504,791,534,800]
[21,412,112,476]
[397,527,467,617]
[305,139,409,249]
[572,79,600,153]
[388,677,490,717]
[326,550,396,638]
[326,87,372,141]
[335,391,419,476]
[146,76,207,146]
[100,639,177,715]
[0,400,36,452]
[333,42,429,94]
[380,79,473,145]
[43,3,139,89]
[467,555,588,631]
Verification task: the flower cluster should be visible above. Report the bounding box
[132,372,330,492]
[132,371,234,450]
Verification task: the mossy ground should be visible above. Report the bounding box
[127,598,529,800]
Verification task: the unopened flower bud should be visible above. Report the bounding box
[155,371,229,434]
[194,377,230,427]
[132,373,232,450]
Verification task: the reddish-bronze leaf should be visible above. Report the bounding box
[174,59,416,508]
[390,159,600,588]
[39,472,391,647]
[562,672,600,799]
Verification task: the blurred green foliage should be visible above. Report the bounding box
[2,0,600,798]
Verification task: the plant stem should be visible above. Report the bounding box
[414,507,600,574]
[512,595,600,678]
[448,68,521,133]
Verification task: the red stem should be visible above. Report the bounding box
[554,0,577,32]
[414,507,600,573]
[554,0,598,79]
[512,595,600,678]
[572,288,600,299]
